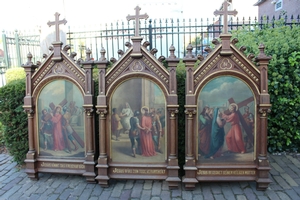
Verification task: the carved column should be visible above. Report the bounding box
[182,45,198,190]
[22,53,38,180]
[165,45,181,189]
[82,49,96,182]
[95,48,110,187]
[256,44,272,190]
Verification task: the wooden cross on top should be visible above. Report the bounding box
[126,6,149,37]
[214,0,237,34]
[47,12,67,42]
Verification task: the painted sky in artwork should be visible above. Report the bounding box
[199,76,253,108]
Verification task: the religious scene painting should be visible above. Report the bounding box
[37,80,85,158]
[198,76,255,163]
[110,78,166,163]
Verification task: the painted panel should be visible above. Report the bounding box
[37,80,85,158]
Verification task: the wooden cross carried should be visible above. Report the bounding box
[126,6,149,37]
[214,0,237,34]
[47,12,67,42]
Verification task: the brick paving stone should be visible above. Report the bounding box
[72,181,88,196]
[141,190,151,200]
[29,193,40,200]
[276,191,291,200]
[111,182,125,198]
[257,196,269,200]
[293,186,300,196]
[211,183,221,194]
[162,181,169,190]
[119,190,131,200]
[238,182,249,189]
[285,188,300,200]
[243,187,256,200]
[124,180,134,189]
[236,195,247,200]
[131,182,143,198]
[231,182,243,195]
[160,190,171,200]
[23,185,39,196]
[192,184,202,195]
[151,181,162,196]
[91,185,103,196]
[265,188,280,200]
[150,197,160,200]
[281,173,299,187]
[59,188,73,199]
[273,175,291,189]
[99,190,112,199]
[270,162,285,173]
[87,197,98,200]
[214,194,226,200]
[2,177,22,190]
[202,185,213,200]
[53,182,69,193]
[287,155,300,168]
[193,194,204,200]
[0,185,22,200]
[8,191,24,200]
[249,182,264,196]
[289,165,300,177]
[171,187,182,198]
[182,190,193,200]
[46,193,60,200]
[144,180,153,190]
[78,188,93,199]
[221,184,235,199]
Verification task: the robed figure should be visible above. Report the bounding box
[205,108,226,159]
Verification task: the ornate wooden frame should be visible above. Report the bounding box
[95,6,180,189]
[23,12,96,182]
[182,33,272,190]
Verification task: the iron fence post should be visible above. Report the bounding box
[149,19,153,50]
[2,30,9,68]
[14,30,21,67]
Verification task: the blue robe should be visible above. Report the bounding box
[205,108,225,158]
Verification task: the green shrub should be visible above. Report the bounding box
[0,79,27,164]
[232,20,300,152]
[5,68,26,84]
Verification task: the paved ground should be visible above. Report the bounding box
[0,153,300,200]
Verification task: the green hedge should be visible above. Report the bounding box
[232,20,300,152]
[0,79,27,164]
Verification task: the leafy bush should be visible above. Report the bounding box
[0,79,27,164]
[232,20,300,152]
[5,68,26,84]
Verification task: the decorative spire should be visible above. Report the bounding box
[169,45,176,59]
[100,47,106,61]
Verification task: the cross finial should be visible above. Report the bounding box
[214,0,237,34]
[126,6,149,37]
[47,12,67,42]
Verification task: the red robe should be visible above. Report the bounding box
[140,115,156,156]
[222,112,245,153]
[51,113,65,151]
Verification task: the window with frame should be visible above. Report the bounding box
[275,0,283,11]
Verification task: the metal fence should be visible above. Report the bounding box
[1,15,299,72]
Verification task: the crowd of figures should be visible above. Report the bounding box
[199,103,254,159]
[39,100,84,154]
[111,102,165,158]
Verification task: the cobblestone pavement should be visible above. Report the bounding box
[0,153,300,200]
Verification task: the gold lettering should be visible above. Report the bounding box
[40,162,84,169]
[112,168,166,174]
[197,170,256,176]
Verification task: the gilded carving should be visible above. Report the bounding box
[220,58,233,70]
[194,55,221,84]
[231,55,259,82]
[259,108,271,117]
